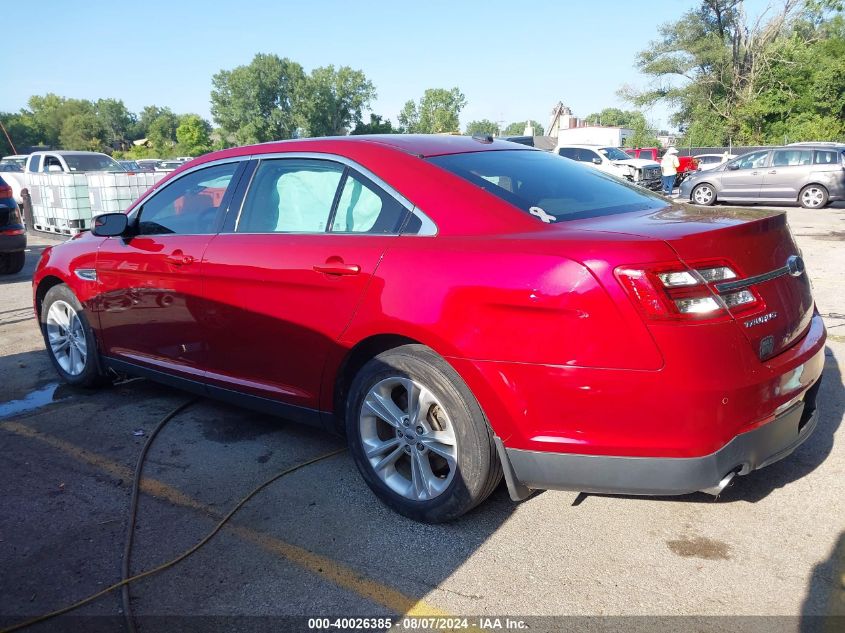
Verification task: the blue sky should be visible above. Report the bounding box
[2,0,772,133]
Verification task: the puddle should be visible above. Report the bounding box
[0,383,70,420]
[666,535,731,560]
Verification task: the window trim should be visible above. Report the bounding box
[233,152,437,236]
[128,158,246,237]
[233,157,347,235]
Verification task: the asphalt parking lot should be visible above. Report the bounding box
[1,203,844,633]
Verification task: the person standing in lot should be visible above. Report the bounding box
[661,147,680,195]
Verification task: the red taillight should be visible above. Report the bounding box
[0,185,12,198]
[616,260,763,322]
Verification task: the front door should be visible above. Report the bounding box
[201,157,409,412]
[95,161,241,379]
[719,150,770,199]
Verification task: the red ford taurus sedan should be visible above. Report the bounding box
[33,135,826,522]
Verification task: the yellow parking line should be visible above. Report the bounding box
[2,420,448,617]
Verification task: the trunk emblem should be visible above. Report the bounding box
[786,255,805,277]
[745,312,778,328]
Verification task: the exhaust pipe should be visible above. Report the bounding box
[700,470,738,497]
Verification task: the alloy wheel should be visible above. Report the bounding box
[801,187,825,208]
[359,376,458,501]
[693,185,714,205]
[46,300,87,376]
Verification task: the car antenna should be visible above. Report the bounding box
[472,134,494,144]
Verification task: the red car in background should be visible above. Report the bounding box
[627,147,699,185]
[33,136,825,522]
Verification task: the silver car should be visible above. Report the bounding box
[680,143,845,209]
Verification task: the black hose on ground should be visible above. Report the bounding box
[1,398,346,633]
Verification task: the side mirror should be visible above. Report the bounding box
[592,157,602,165]
[727,163,739,170]
[92,213,128,237]
[47,165,63,173]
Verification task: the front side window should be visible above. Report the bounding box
[238,159,344,233]
[330,171,406,233]
[599,147,631,161]
[732,151,769,170]
[137,162,238,235]
[429,149,667,223]
[772,149,812,167]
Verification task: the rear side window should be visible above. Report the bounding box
[814,150,840,165]
[330,171,406,234]
[429,150,667,223]
[42,156,63,172]
[772,149,812,167]
[27,155,41,172]
[238,159,344,233]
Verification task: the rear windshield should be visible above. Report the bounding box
[64,154,123,172]
[429,150,668,222]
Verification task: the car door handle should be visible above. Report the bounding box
[165,250,195,266]
[768,170,777,174]
[751,171,759,175]
[313,258,360,276]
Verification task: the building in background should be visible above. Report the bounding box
[546,102,632,147]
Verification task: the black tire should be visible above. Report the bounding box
[40,284,107,388]
[799,184,829,209]
[691,183,717,206]
[0,251,24,274]
[346,344,502,522]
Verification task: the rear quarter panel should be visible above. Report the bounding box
[330,230,677,438]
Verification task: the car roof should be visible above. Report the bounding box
[558,143,603,148]
[30,150,112,157]
[2,155,28,159]
[252,134,535,158]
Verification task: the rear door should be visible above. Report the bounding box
[718,150,770,200]
[96,160,242,378]
[201,156,410,412]
[762,148,813,201]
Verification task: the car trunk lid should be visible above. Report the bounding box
[565,204,815,361]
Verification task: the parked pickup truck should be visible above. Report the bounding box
[558,144,662,191]
[626,147,698,186]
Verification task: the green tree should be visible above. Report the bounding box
[351,114,398,134]
[147,111,180,155]
[59,112,107,151]
[96,98,134,144]
[210,53,306,144]
[0,112,42,154]
[398,88,466,133]
[465,119,499,136]
[175,114,212,156]
[503,120,544,136]
[299,65,376,137]
[28,94,95,147]
[622,0,845,145]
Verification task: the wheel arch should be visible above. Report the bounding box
[35,275,67,319]
[691,181,717,200]
[330,333,422,430]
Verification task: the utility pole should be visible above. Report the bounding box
[0,119,17,155]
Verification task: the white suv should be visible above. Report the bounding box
[557,144,662,191]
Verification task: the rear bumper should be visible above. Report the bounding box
[0,231,26,253]
[499,375,821,498]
